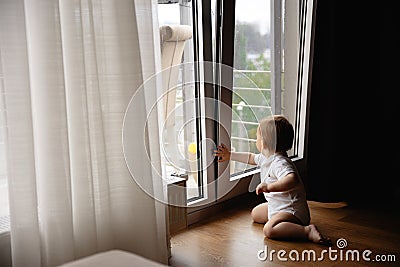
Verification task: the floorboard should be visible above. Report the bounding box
[168,193,400,267]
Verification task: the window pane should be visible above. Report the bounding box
[230,0,303,178]
[158,1,206,202]
[231,0,273,175]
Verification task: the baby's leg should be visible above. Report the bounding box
[263,212,331,245]
[251,202,268,223]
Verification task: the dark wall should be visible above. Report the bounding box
[306,1,400,210]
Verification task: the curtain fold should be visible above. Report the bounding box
[0,0,168,266]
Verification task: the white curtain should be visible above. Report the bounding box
[0,0,169,266]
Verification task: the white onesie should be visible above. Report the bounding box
[254,153,310,225]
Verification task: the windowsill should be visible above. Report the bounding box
[229,167,260,181]
[187,196,207,206]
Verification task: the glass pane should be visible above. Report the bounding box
[231,0,273,175]
[158,1,205,202]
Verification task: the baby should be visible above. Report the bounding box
[214,115,332,246]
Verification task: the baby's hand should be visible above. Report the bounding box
[213,143,231,162]
[255,182,269,195]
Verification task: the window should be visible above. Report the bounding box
[217,0,315,185]
[230,0,273,176]
[157,0,209,204]
[158,0,315,206]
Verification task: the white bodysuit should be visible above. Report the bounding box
[254,153,310,225]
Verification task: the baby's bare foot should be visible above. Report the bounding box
[307,224,332,246]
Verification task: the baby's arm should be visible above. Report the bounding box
[214,143,257,165]
[256,172,299,194]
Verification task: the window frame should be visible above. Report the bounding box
[157,0,317,216]
[215,0,317,198]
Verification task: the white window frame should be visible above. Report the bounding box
[216,0,317,199]
[157,0,317,218]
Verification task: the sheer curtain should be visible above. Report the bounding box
[0,0,168,266]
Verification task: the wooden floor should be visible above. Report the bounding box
[168,193,400,267]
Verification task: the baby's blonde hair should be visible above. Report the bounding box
[259,115,294,153]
